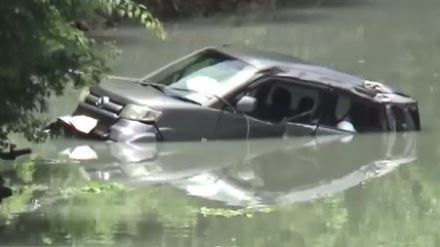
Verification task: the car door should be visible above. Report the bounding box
[248,78,350,138]
[216,77,351,140]
[216,77,316,139]
[293,91,357,136]
[214,78,286,139]
[214,107,286,139]
[250,78,322,138]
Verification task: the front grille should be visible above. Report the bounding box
[84,93,124,115]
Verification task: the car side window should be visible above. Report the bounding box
[242,80,319,123]
[319,94,385,132]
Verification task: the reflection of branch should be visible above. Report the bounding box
[0,144,31,160]
[0,176,13,203]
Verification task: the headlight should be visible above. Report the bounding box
[120,104,161,122]
[78,89,90,102]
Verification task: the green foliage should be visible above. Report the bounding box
[80,181,125,194]
[51,0,165,38]
[15,159,36,183]
[0,184,44,222]
[0,0,164,147]
[200,206,274,218]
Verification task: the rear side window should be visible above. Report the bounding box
[319,94,386,132]
[349,101,385,132]
[408,104,421,130]
[387,105,419,131]
[389,106,406,131]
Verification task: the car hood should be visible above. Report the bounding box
[90,76,198,110]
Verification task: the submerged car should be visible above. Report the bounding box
[59,46,421,142]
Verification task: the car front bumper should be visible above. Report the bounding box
[108,118,158,143]
[57,114,159,143]
[62,102,160,143]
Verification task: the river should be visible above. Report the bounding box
[1,0,440,246]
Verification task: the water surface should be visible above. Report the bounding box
[2,0,440,246]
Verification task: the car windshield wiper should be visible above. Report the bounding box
[108,76,167,93]
[138,80,167,92]
[166,93,201,105]
[167,86,220,99]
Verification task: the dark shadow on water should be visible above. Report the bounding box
[166,0,371,26]
[281,0,370,8]
[90,8,331,46]
[152,0,370,20]
[90,0,372,45]
[0,176,12,204]
[178,10,330,27]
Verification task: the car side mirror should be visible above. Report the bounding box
[236,96,257,113]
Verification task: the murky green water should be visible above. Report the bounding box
[2,0,440,246]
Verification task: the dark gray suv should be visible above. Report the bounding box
[60,46,420,142]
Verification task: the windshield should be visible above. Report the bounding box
[146,50,256,104]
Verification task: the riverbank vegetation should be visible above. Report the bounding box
[0,0,163,147]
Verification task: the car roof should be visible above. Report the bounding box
[215,46,364,88]
[208,46,415,104]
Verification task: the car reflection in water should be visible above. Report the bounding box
[57,132,416,207]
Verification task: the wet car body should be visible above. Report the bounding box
[68,46,421,142]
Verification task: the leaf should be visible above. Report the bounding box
[134,7,141,18]
[42,236,53,245]
[117,8,125,17]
